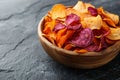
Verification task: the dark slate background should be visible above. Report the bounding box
[0,0,120,80]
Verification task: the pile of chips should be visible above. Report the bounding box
[42,1,120,53]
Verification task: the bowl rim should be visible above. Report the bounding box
[38,16,120,57]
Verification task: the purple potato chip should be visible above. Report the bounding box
[67,24,82,30]
[85,43,99,52]
[53,23,66,32]
[88,7,98,16]
[71,28,93,48]
[65,13,80,26]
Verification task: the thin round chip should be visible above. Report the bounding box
[71,28,93,47]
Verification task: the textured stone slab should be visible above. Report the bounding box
[0,0,120,80]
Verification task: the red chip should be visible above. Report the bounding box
[53,23,66,32]
[71,28,93,47]
[65,13,80,25]
[88,7,98,16]
[85,43,99,52]
[67,24,82,30]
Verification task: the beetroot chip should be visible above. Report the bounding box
[53,23,66,32]
[85,43,99,52]
[67,24,82,30]
[88,7,98,16]
[71,28,93,47]
[65,13,80,25]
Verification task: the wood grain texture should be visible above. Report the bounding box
[38,17,120,69]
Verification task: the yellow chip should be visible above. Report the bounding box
[106,12,119,25]
[83,15,102,30]
[106,28,120,40]
[73,1,94,13]
[97,7,119,25]
[50,4,66,19]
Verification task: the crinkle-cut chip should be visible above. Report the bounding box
[50,4,66,19]
[73,1,95,13]
[67,24,82,30]
[53,23,66,32]
[71,28,93,48]
[65,13,80,25]
[83,15,102,30]
[106,28,120,40]
[43,20,56,33]
[103,18,116,27]
[106,12,119,25]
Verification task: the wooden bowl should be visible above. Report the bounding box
[38,17,120,69]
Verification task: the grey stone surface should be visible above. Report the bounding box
[0,0,120,80]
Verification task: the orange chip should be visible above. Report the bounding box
[50,4,66,19]
[106,11,119,25]
[74,48,88,53]
[42,32,56,45]
[64,44,73,50]
[83,15,102,29]
[105,38,116,45]
[103,18,116,27]
[56,28,67,43]
[102,21,110,31]
[106,28,120,40]
[43,20,56,33]
[97,7,119,25]
[57,30,74,48]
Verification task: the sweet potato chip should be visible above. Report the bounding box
[74,48,88,53]
[102,21,110,31]
[50,4,66,19]
[103,18,116,27]
[43,32,56,45]
[56,28,67,43]
[57,30,74,48]
[83,15,102,30]
[106,28,120,40]
[105,38,116,45]
[64,43,73,50]
[106,12,119,25]
[43,20,56,33]
[97,7,119,25]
